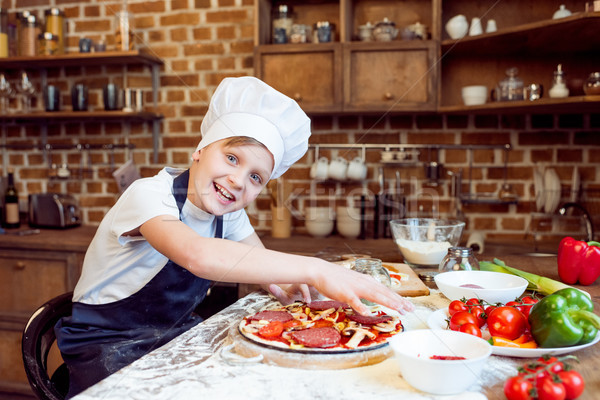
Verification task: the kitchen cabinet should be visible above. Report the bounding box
[0,226,95,398]
[253,0,439,114]
[254,0,600,114]
[0,50,163,162]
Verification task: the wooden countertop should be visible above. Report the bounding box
[0,225,97,252]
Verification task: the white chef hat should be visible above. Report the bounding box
[195,76,311,180]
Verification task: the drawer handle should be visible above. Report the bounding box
[384,92,394,100]
[293,93,303,102]
[15,261,26,270]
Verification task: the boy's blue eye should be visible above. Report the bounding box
[227,154,238,164]
[251,173,262,184]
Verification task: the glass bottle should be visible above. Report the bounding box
[3,168,20,228]
[439,247,480,272]
[549,64,569,98]
[115,11,134,51]
[272,4,293,44]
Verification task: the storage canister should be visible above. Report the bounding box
[115,11,134,50]
[19,14,40,57]
[272,4,293,44]
[0,9,8,57]
[44,8,65,54]
[38,32,59,55]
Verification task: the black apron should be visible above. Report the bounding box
[55,169,223,398]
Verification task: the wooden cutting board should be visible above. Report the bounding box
[383,262,430,297]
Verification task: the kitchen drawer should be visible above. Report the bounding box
[0,325,31,395]
[0,249,80,317]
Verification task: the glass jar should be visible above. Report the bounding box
[583,72,600,95]
[44,8,65,54]
[439,247,480,272]
[497,67,524,101]
[19,14,40,57]
[0,8,8,58]
[352,258,391,306]
[272,4,293,44]
[549,64,569,98]
[38,32,59,55]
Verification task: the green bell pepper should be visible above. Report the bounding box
[529,287,600,348]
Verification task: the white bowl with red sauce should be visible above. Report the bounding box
[435,270,528,304]
[389,329,492,395]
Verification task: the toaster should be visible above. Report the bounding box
[28,193,81,228]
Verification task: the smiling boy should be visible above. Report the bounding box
[55,76,413,398]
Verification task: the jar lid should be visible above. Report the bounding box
[39,32,58,40]
[45,7,65,16]
[25,15,38,26]
[446,246,473,257]
[17,10,32,20]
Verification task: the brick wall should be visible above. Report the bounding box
[2,0,600,243]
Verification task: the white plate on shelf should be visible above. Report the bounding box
[534,168,545,211]
[426,308,600,358]
[543,168,561,214]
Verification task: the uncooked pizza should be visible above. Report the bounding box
[238,300,403,353]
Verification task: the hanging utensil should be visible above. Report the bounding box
[373,167,384,239]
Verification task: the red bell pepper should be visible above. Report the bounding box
[557,237,600,285]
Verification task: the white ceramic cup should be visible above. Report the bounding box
[347,157,367,181]
[469,17,483,36]
[485,19,497,33]
[328,156,348,180]
[310,157,329,180]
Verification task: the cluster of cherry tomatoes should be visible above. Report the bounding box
[504,355,585,400]
[447,295,539,341]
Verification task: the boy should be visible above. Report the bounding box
[55,76,414,398]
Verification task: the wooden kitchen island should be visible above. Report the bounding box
[69,235,599,400]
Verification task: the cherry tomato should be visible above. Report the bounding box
[458,322,482,338]
[469,305,486,327]
[466,298,482,307]
[536,375,566,400]
[258,321,284,338]
[448,300,468,316]
[537,356,564,374]
[521,296,539,305]
[504,376,534,400]
[506,300,521,308]
[487,306,528,340]
[557,370,585,399]
[449,311,479,331]
[485,304,497,316]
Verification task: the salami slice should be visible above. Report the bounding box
[307,300,350,311]
[290,327,341,348]
[347,313,392,325]
[249,310,294,322]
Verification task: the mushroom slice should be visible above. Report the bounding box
[343,327,377,349]
[372,318,399,333]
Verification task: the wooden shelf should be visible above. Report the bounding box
[0,50,163,69]
[0,110,163,122]
[441,13,600,57]
[439,95,600,114]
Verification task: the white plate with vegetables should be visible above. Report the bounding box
[427,308,600,358]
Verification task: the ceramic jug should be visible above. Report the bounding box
[373,18,398,41]
[445,14,468,39]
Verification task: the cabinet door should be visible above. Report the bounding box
[0,250,79,316]
[343,42,437,112]
[254,44,343,113]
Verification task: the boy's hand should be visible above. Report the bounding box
[266,283,318,305]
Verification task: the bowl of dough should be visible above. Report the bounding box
[389,218,465,268]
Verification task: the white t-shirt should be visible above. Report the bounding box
[73,167,255,305]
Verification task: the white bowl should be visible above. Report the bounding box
[389,329,492,395]
[390,218,465,267]
[305,220,334,237]
[435,270,528,304]
[461,85,488,105]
